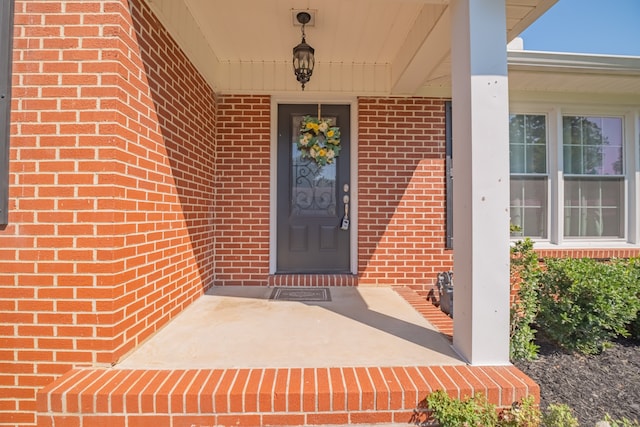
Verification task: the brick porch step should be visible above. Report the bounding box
[37,364,538,426]
[36,288,539,426]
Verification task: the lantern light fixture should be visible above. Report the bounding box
[292,11,314,91]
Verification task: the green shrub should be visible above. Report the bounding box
[510,238,541,361]
[423,392,593,427]
[426,390,498,427]
[628,315,640,341]
[498,396,541,427]
[604,414,640,427]
[541,403,579,427]
[626,258,640,341]
[538,257,640,354]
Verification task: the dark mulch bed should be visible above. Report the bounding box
[514,335,640,426]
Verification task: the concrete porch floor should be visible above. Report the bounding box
[37,286,539,426]
[116,286,464,369]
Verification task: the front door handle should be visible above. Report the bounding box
[341,194,350,230]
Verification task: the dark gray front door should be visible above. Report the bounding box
[277,104,351,273]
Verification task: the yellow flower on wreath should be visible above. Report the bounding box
[297,115,342,166]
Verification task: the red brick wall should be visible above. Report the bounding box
[210,97,455,291]
[214,95,271,286]
[357,98,452,291]
[108,0,217,360]
[535,248,640,259]
[1,0,216,425]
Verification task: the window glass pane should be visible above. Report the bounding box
[602,146,623,175]
[563,116,624,176]
[526,144,547,174]
[510,177,547,238]
[509,114,525,144]
[564,178,624,238]
[510,114,546,174]
[510,144,525,174]
[510,114,547,239]
[563,145,582,174]
[291,115,337,217]
[525,115,547,146]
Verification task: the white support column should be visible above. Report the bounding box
[450,0,511,365]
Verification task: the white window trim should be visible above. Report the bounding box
[510,102,640,248]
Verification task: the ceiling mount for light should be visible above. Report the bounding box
[292,11,315,91]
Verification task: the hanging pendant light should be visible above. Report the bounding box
[293,12,314,91]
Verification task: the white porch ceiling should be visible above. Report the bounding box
[144,0,561,95]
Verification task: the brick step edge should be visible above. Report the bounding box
[37,365,538,425]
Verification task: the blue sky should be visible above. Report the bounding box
[518,0,640,56]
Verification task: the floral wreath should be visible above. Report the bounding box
[297,115,341,166]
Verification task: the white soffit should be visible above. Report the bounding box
[508,51,640,95]
[145,0,558,95]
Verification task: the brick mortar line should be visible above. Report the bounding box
[38,368,83,414]
[74,369,110,414]
[399,366,421,409]
[60,369,96,414]
[181,368,202,414]
[461,366,489,401]
[507,365,535,397]
[387,367,405,411]
[309,367,318,413]
[498,366,528,403]
[172,369,193,414]
[435,366,461,399]
[445,365,475,400]
[337,367,348,412]
[420,366,446,397]
[485,366,516,407]
[376,366,394,410]
[250,368,266,414]
[326,367,334,412]
[136,369,162,415]
[476,367,504,407]
[351,367,364,411]
[231,368,249,414]
[363,367,378,411]
[195,369,213,414]
[150,370,177,415]
[267,368,276,412]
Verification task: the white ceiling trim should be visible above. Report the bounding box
[391,5,450,95]
[508,51,640,75]
[145,0,221,91]
[506,0,557,41]
[215,61,392,95]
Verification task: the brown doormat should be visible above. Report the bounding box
[269,287,331,302]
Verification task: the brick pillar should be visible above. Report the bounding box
[1,0,217,424]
